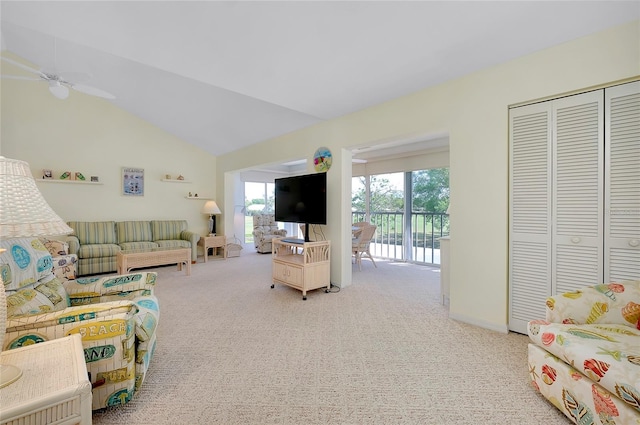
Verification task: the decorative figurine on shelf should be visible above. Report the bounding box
[165,174,171,179]
[75,172,86,181]
[177,175,184,180]
[188,192,192,197]
[43,169,53,179]
[60,171,71,180]
[194,193,198,197]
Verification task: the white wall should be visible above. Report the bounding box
[352,149,450,177]
[214,21,640,331]
[1,66,218,236]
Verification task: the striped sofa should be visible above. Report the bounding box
[66,220,200,276]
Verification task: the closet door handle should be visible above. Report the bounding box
[629,239,640,247]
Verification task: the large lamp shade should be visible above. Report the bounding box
[0,156,73,388]
[0,156,73,237]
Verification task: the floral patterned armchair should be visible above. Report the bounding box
[527,280,640,424]
[252,214,287,253]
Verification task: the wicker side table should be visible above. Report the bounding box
[198,235,226,262]
[0,334,92,425]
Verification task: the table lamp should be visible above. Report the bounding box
[0,156,74,388]
[201,200,221,235]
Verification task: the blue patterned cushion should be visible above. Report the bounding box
[0,238,54,292]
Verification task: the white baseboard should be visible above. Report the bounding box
[449,312,510,334]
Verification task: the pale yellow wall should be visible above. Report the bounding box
[0,65,218,236]
[216,20,640,332]
[2,21,637,332]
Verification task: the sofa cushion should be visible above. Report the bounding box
[546,281,640,327]
[116,221,153,244]
[0,237,54,291]
[68,221,117,245]
[51,254,77,281]
[529,320,640,414]
[77,244,121,259]
[119,242,158,251]
[65,272,157,306]
[155,240,191,250]
[6,275,69,317]
[41,238,69,256]
[151,220,186,241]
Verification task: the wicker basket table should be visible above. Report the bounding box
[0,334,92,425]
[117,247,191,275]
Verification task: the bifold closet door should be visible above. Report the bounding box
[509,102,552,334]
[605,81,640,281]
[551,91,604,294]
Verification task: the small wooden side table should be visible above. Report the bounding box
[198,235,227,262]
[0,334,92,425]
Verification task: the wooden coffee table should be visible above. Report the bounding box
[117,247,191,276]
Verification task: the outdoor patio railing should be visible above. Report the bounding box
[352,211,449,265]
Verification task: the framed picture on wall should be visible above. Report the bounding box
[122,167,144,196]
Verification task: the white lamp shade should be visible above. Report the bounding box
[201,200,221,215]
[0,156,73,237]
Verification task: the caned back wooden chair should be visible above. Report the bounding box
[352,224,377,271]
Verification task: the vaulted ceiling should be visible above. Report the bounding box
[1,1,638,158]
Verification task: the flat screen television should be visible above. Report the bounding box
[274,172,327,242]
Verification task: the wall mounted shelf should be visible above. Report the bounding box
[36,179,103,185]
[162,179,192,183]
[185,196,211,200]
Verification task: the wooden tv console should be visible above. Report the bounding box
[271,238,330,300]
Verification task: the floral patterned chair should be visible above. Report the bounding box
[252,214,287,253]
[527,280,640,424]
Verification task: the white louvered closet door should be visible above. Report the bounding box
[509,102,552,334]
[552,91,604,294]
[605,81,640,281]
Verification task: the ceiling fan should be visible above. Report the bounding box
[1,56,115,100]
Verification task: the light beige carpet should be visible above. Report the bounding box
[92,249,570,424]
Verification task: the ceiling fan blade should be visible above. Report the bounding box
[1,56,46,78]
[1,75,42,81]
[57,71,91,84]
[71,83,116,100]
